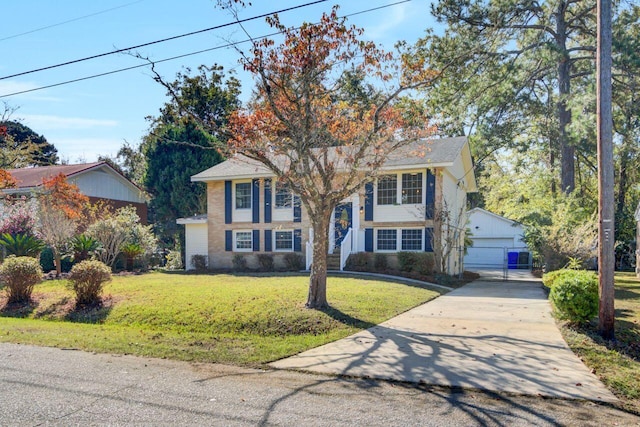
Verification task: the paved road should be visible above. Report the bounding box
[272,279,616,402]
[1,343,638,426]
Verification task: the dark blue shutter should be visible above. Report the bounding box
[365,228,374,252]
[294,229,302,252]
[425,227,434,252]
[225,230,232,251]
[252,230,260,251]
[264,179,272,223]
[224,181,232,224]
[293,195,302,223]
[264,229,272,252]
[252,179,260,223]
[426,170,435,220]
[364,182,373,221]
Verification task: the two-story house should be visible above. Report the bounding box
[179,136,476,274]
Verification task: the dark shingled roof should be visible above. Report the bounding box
[193,136,469,182]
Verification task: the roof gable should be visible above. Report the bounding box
[7,162,104,189]
[467,208,522,227]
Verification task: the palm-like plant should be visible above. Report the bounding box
[0,233,45,258]
[120,242,143,271]
[71,234,100,262]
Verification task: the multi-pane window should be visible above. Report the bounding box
[401,229,423,251]
[401,173,423,204]
[377,175,397,205]
[235,231,252,250]
[376,229,397,251]
[235,182,251,209]
[275,182,292,209]
[275,230,293,251]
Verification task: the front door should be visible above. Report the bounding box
[334,203,352,250]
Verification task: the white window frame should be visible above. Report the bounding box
[375,228,398,252]
[273,229,294,252]
[376,174,397,206]
[401,172,423,205]
[234,230,253,252]
[274,181,293,210]
[374,227,424,252]
[374,170,425,206]
[234,181,252,210]
[401,228,424,251]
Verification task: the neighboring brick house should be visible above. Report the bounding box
[179,137,476,274]
[4,162,148,223]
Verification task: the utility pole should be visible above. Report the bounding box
[597,0,615,340]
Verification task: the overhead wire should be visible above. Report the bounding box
[0,0,146,42]
[0,0,329,81]
[0,0,412,99]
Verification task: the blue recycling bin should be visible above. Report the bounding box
[507,252,519,269]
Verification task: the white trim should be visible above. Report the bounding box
[233,180,252,223]
[233,230,253,252]
[273,229,294,252]
[374,227,424,253]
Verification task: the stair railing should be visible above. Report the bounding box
[339,227,353,271]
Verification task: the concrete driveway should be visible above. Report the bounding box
[271,277,617,403]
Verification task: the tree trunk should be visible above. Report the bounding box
[306,214,331,309]
[556,3,575,194]
[54,250,62,277]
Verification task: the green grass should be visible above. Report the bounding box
[0,271,441,366]
[558,272,640,414]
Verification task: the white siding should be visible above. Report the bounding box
[184,223,208,270]
[71,168,145,203]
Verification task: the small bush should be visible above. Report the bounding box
[374,253,388,271]
[345,252,370,270]
[68,260,112,306]
[415,253,435,276]
[549,271,598,324]
[542,269,597,290]
[165,250,183,270]
[191,254,208,272]
[256,254,274,272]
[397,252,418,272]
[283,253,304,271]
[232,254,248,271]
[0,256,43,303]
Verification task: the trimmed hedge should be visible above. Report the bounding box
[68,260,112,306]
[0,256,43,303]
[548,269,598,324]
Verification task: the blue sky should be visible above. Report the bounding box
[0,0,435,163]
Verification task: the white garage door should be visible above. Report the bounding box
[464,238,514,268]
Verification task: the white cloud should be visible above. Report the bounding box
[53,137,123,163]
[365,3,410,41]
[20,114,118,130]
[0,80,40,97]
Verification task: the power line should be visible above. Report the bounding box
[0,0,412,98]
[0,0,328,81]
[0,0,145,42]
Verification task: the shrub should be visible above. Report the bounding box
[345,252,370,270]
[68,260,112,306]
[374,253,388,271]
[0,233,45,257]
[165,250,183,270]
[549,271,598,324]
[191,254,208,271]
[257,254,274,272]
[397,252,418,272]
[71,234,99,262]
[121,243,143,271]
[283,253,304,271]
[542,269,597,290]
[0,256,43,303]
[232,254,248,271]
[415,253,435,276]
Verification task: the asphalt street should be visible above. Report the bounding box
[1,343,638,426]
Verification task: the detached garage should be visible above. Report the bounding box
[464,208,530,270]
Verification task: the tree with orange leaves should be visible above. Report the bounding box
[229,6,436,308]
[38,173,90,276]
[0,169,16,190]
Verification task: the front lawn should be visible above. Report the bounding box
[559,272,640,414]
[0,272,441,366]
